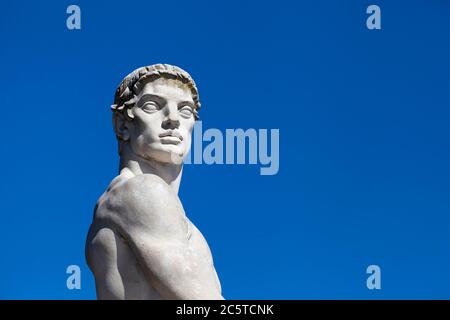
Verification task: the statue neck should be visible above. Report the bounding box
[119,143,183,194]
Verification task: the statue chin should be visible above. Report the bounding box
[139,148,186,166]
[154,151,185,165]
[169,152,185,165]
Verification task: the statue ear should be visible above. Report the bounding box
[113,112,130,141]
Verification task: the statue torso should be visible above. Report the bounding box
[87,173,221,299]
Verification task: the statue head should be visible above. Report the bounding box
[111,64,201,165]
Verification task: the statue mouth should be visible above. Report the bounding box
[159,131,183,144]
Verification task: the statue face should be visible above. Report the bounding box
[127,78,196,164]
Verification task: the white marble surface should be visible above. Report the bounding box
[86,64,223,300]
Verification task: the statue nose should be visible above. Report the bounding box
[163,107,180,129]
[164,117,180,129]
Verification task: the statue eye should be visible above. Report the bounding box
[179,105,193,118]
[141,101,159,113]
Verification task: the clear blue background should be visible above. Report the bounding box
[1,0,449,299]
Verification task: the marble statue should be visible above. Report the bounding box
[85,64,223,300]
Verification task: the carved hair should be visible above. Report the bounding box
[111,64,201,120]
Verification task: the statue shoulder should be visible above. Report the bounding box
[111,173,179,206]
[94,173,186,238]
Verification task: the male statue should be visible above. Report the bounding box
[85,64,223,300]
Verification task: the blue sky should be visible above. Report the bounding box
[1,0,450,299]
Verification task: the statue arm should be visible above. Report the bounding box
[126,232,223,300]
[86,226,125,299]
